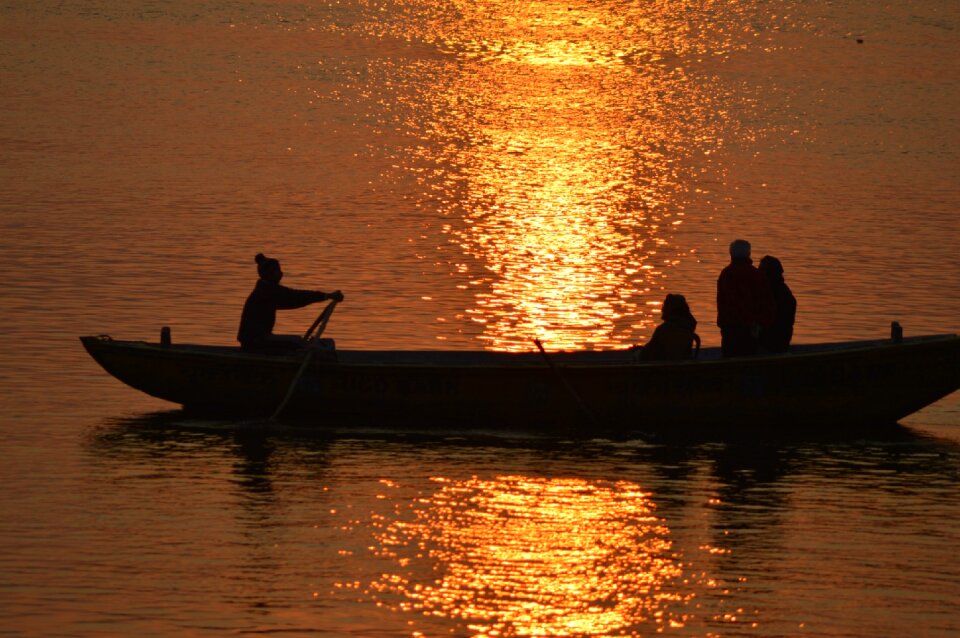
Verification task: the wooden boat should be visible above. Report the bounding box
[80,327,960,432]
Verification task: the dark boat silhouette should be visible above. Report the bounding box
[80,324,959,431]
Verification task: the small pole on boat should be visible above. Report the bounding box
[534,338,598,428]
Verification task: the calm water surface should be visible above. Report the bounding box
[1,0,959,635]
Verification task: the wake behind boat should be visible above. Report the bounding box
[80,327,960,432]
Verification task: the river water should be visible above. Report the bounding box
[1,0,959,635]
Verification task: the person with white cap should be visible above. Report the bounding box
[716,239,774,357]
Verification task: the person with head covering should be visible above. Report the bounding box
[237,253,344,352]
[716,239,775,357]
[640,293,700,361]
[758,255,797,353]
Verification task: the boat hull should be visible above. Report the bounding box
[80,334,960,432]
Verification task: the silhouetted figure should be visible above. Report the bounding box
[717,239,774,357]
[758,255,796,353]
[641,293,701,361]
[237,253,343,352]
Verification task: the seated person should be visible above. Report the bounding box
[640,293,700,361]
[237,253,343,352]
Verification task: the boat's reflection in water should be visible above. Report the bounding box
[88,413,958,636]
[365,475,696,635]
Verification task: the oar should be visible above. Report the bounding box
[268,299,339,423]
[533,338,598,427]
[303,297,339,341]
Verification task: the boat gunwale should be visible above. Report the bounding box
[79,333,959,370]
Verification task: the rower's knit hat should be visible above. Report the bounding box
[255,253,280,276]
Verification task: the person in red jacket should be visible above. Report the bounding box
[716,239,774,357]
[237,253,343,352]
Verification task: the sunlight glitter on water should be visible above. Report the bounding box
[361,0,764,350]
[359,475,707,636]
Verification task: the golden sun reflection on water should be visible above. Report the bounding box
[361,476,697,636]
[375,0,748,349]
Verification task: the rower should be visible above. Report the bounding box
[237,253,343,353]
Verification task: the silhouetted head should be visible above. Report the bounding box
[661,293,695,330]
[729,239,751,260]
[255,253,282,283]
[759,255,784,282]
